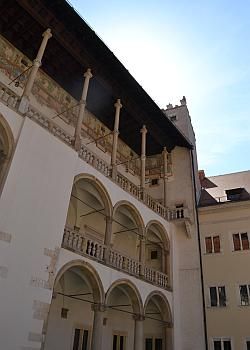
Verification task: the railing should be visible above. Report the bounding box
[0,83,20,109]
[62,226,169,290]
[168,207,189,221]
[0,80,188,223]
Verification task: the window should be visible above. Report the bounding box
[113,333,126,350]
[213,339,231,350]
[151,250,158,260]
[246,340,250,350]
[170,115,177,122]
[209,286,226,307]
[233,232,249,251]
[150,178,159,186]
[73,328,89,350]
[205,235,220,253]
[239,285,250,305]
[145,337,163,350]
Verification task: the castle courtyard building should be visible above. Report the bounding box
[0,1,205,349]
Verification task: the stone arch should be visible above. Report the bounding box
[112,200,145,260]
[105,278,143,315]
[145,220,170,275]
[144,290,172,323]
[54,259,105,303]
[145,220,170,251]
[0,114,14,188]
[74,173,113,217]
[113,200,145,235]
[144,291,173,350]
[65,174,113,244]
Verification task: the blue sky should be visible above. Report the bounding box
[69,0,250,176]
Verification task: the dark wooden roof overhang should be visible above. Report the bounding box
[0,0,193,155]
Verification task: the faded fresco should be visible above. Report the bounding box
[0,34,172,177]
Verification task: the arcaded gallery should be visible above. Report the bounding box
[0,1,205,349]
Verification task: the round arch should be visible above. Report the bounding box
[145,220,170,251]
[54,259,105,303]
[0,114,14,187]
[73,173,113,218]
[113,200,145,236]
[105,278,143,315]
[144,290,172,323]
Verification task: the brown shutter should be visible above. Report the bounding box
[205,237,212,253]
[213,236,220,253]
[233,234,241,251]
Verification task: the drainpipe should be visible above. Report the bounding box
[190,149,208,350]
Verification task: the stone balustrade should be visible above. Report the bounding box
[0,80,189,223]
[62,226,169,290]
[0,83,20,109]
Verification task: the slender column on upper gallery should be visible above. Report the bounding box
[162,146,168,207]
[111,98,122,179]
[140,125,147,194]
[19,28,52,113]
[74,68,93,150]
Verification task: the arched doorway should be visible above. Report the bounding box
[145,221,170,276]
[0,114,13,190]
[105,279,143,350]
[64,175,113,259]
[44,261,104,350]
[144,292,173,350]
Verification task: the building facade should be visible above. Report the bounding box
[199,170,250,350]
[0,1,205,349]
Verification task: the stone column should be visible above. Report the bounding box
[91,303,105,350]
[162,147,168,207]
[133,314,145,350]
[164,324,173,350]
[111,99,122,179]
[104,216,112,262]
[140,125,147,194]
[139,236,146,276]
[74,68,93,150]
[19,28,52,113]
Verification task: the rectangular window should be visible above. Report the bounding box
[113,334,126,350]
[233,232,249,251]
[155,338,163,350]
[73,328,89,350]
[213,339,231,350]
[205,235,220,253]
[209,286,226,307]
[239,285,250,305]
[145,338,153,350]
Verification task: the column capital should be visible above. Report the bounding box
[33,59,41,67]
[84,68,93,79]
[133,313,145,321]
[114,98,122,109]
[140,125,147,134]
[91,303,106,312]
[162,146,168,154]
[42,28,52,40]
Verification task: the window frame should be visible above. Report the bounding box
[211,337,232,350]
[204,235,221,254]
[239,284,250,306]
[232,232,249,251]
[112,331,127,350]
[72,325,91,350]
[144,335,164,350]
[208,286,227,307]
